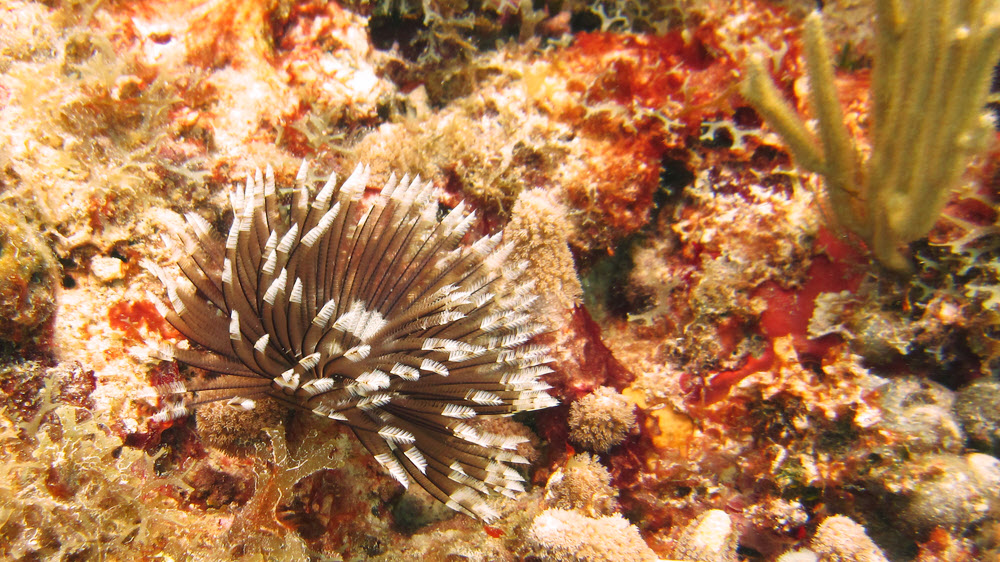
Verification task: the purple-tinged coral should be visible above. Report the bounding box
[145,162,558,521]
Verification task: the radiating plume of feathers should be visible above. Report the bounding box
[144,162,558,522]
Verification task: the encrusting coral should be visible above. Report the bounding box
[144,162,559,521]
[875,377,965,454]
[776,515,891,562]
[525,508,657,562]
[809,515,890,562]
[741,1,1000,270]
[668,509,738,562]
[897,453,1000,533]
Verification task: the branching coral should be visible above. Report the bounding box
[741,2,1000,271]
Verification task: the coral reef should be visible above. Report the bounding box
[0,367,192,560]
[4,0,1000,559]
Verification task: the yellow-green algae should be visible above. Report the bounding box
[0,205,57,342]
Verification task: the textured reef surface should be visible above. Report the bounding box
[2,0,1000,560]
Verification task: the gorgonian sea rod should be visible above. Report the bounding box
[143,162,558,521]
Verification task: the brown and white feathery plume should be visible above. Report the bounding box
[144,162,558,522]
